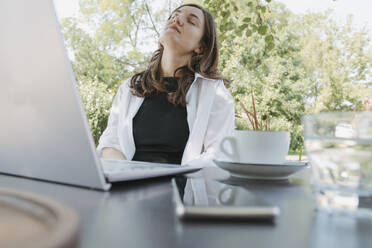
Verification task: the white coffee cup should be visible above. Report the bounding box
[219,130,290,164]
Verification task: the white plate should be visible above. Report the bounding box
[213,160,309,180]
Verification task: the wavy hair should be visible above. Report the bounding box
[129,3,227,106]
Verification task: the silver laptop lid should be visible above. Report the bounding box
[0,0,111,190]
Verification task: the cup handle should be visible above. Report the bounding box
[220,136,237,160]
[218,186,236,205]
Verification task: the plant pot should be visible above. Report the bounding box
[219,130,290,164]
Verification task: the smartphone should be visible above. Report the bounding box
[172,177,280,221]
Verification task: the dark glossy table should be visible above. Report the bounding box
[1,167,371,248]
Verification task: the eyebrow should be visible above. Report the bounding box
[174,9,201,23]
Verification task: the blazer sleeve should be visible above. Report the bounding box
[96,81,129,156]
[189,80,235,165]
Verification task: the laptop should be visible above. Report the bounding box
[0,0,201,191]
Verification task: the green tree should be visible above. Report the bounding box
[62,17,132,90]
[296,12,372,112]
[205,0,276,70]
[78,81,114,144]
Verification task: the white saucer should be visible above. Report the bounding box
[213,160,309,180]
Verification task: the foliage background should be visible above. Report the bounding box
[60,0,372,153]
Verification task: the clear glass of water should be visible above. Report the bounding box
[303,112,372,217]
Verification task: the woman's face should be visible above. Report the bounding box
[159,6,205,56]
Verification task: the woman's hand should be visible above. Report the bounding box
[101,147,126,160]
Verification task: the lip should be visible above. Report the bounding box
[168,24,180,33]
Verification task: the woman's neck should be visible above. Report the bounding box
[160,47,191,77]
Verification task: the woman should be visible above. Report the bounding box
[97,3,235,166]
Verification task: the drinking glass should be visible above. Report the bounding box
[303,112,372,217]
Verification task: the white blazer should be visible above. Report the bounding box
[97,73,235,167]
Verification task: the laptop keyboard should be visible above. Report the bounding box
[101,159,181,174]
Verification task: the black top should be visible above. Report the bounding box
[132,77,189,164]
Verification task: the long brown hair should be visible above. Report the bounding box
[129,3,227,106]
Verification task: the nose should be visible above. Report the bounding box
[173,14,184,26]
